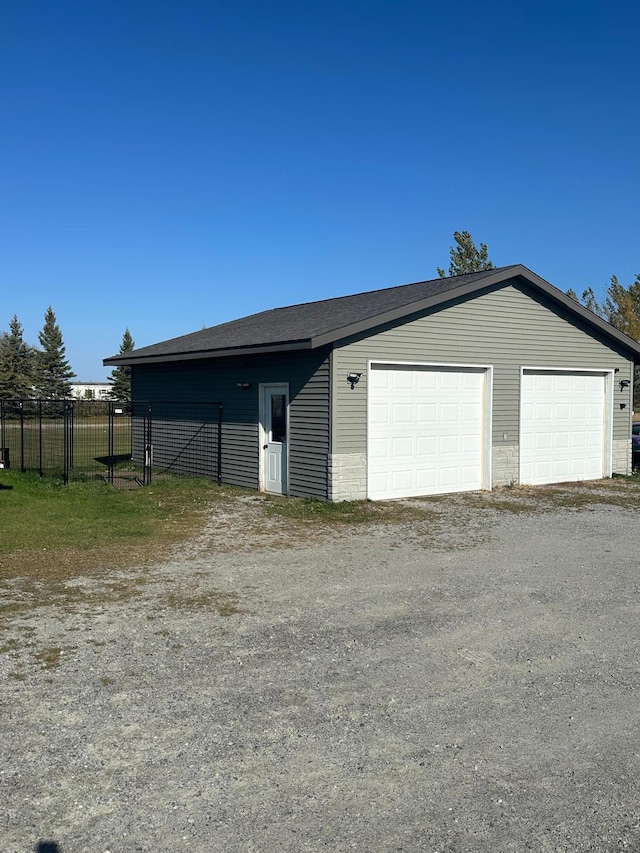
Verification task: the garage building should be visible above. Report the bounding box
[104,265,640,500]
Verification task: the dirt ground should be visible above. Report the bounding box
[2,485,640,852]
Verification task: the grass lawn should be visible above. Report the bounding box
[0,470,228,583]
[1,417,132,476]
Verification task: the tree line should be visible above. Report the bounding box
[0,309,134,401]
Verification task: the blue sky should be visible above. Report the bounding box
[1,0,638,379]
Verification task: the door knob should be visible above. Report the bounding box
[263,444,268,449]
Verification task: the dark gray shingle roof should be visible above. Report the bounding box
[104,264,640,365]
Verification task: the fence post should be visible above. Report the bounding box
[63,401,69,485]
[38,400,43,477]
[217,403,222,485]
[69,400,74,471]
[145,402,153,485]
[0,400,6,470]
[108,401,114,485]
[20,400,25,472]
[63,400,74,485]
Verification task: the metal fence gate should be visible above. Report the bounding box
[0,399,222,486]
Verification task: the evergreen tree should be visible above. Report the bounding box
[565,275,640,333]
[567,274,640,408]
[0,315,36,399]
[437,231,494,278]
[34,307,76,399]
[603,274,640,339]
[566,286,605,316]
[108,328,134,401]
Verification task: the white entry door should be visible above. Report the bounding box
[520,369,609,485]
[368,364,488,500]
[260,384,289,495]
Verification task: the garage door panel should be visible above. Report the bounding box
[535,433,553,450]
[440,403,460,422]
[439,434,459,454]
[368,471,388,492]
[462,373,482,390]
[462,434,481,453]
[369,437,389,458]
[521,370,606,486]
[439,466,461,487]
[391,437,414,457]
[369,365,487,500]
[572,403,588,420]
[369,369,389,390]
[536,403,553,421]
[392,404,413,424]
[553,464,570,479]
[417,372,437,390]
[461,464,482,485]
[416,403,436,423]
[441,372,461,390]
[392,372,414,390]
[391,470,413,491]
[416,435,437,456]
[369,403,389,424]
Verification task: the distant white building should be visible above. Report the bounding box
[71,381,111,400]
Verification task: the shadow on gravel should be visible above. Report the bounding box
[36,842,61,852]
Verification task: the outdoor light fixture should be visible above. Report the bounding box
[347,372,362,389]
[237,382,251,391]
[620,379,631,390]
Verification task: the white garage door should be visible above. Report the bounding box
[520,370,608,485]
[368,364,487,500]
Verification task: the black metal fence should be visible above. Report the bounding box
[0,399,222,487]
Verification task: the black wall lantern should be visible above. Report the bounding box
[347,372,362,389]
[236,382,251,391]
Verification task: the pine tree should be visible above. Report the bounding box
[565,286,606,316]
[565,275,640,333]
[0,315,36,399]
[108,328,134,401]
[603,275,640,339]
[34,307,76,399]
[567,274,640,408]
[437,231,495,278]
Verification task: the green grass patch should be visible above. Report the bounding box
[0,470,232,581]
[1,417,132,476]
[262,494,435,524]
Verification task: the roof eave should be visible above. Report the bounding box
[103,338,313,367]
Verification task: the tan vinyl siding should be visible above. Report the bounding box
[332,282,633,459]
[132,349,330,497]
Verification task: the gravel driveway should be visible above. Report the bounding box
[2,485,640,852]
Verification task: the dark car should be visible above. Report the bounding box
[633,422,640,469]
